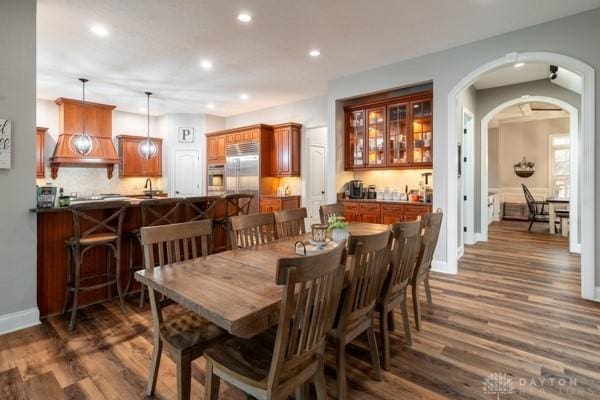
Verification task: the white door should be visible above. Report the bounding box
[462,108,475,247]
[173,150,200,197]
[307,144,326,225]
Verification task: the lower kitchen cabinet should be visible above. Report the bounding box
[259,195,301,213]
[341,200,431,224]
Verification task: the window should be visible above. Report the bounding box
[549,134,570,198]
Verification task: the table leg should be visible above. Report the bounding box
[548,202,556,234]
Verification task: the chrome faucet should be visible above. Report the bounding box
[144,178,153,198]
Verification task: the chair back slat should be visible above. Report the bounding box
[140,198,185,228]
[414,210,443,282]
[382,220,422,301]
[340,230,392,330]
[185,196,220,222]
[267,243,347,391]
[70,201,129,242]
[319,203,344,224]
[274,208,307,239]
[140,220,213,270]
[229,213,278,249]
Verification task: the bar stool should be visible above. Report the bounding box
[62,201,129,331]
[185,196,220,253]
[223,193,255,249]
[125,198,184,308]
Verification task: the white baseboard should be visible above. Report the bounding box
[431,260,451,274]
[571,243,581,254]
[0,307,40,336]
[457,246,464,259]
[473,233,483,243]
[594,286,600,302]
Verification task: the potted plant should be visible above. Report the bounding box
[328,215,349,242]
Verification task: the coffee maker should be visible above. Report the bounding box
[348,180,364,199]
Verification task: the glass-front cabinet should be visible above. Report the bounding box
[366,107,385,166]
[346,110,365,168]
[344,92,433,170]
[410,98,433,165]
[387,102,409,166]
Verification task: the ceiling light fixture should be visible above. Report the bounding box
[513,62,524,68]
[138,92,158,160]
[90,24,109,36]
[309,49,321,57]
[207,103,215,109]
[200,59,213,70]
[72,78,93,156]
[240,93,249,100]
[238,13,252,22]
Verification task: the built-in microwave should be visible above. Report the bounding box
[207,164,225,195]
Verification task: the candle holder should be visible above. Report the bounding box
[311,224,328,244]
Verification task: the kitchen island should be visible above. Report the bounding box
[33,196,231,317]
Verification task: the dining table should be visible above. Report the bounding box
[546,197,569,235]
[135,222,390,338]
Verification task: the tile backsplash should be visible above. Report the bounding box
[350,169,433,192]
[36,165,164,196]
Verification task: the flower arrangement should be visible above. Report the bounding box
[327,215,348,230]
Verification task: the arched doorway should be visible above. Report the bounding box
[479,96,579,253]
[446,52,595,300]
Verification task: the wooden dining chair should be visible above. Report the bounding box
[274,207,307,239]
[319,203,344,224]
[330,230,392,399]
[229,212,278,249]
[411,210,443,331]
[376,220,422,370]
[140,220,227,400]
[522,184,550,232]
[203,243,348,400]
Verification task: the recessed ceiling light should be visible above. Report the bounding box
[200,59,213,70]
[207,103,215,109]
[90,24,109,36]
[514,62,525,68]
[238,13,252,22]
[240,93,249,100]
[309,49,321,57]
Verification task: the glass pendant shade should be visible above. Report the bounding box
[138,91,157,159]
[74,78,93,155]
[138,138,158,160]
[73,132,93,155]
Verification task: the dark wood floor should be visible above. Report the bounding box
[1,220,599,399]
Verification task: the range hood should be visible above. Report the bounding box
[49,98,120,179]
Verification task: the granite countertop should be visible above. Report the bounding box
[340,198,432,206]
[261,194,301,198]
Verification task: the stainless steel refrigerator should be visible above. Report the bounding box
[225,142,260,214]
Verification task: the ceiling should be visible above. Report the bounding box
[473,63,583,93]
[37,0,600,117]
[489,101,570,128]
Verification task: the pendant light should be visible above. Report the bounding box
[138,91,158,160]
[72,78,93,155]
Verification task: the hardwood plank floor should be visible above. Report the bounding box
[1,220,599,399]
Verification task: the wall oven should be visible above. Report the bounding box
[207,164,225,195]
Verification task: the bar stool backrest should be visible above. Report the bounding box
[70,201,129,242]
[225,193,255,217]
[140,198,185,228]
[185,196,220,222]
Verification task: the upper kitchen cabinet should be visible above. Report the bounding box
[207,134,226,164]
[344,91,433,170]
[271,123,301,177]
[117,135,163,177]
[36,127,48,178]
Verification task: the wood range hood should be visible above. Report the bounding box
[49,98,120,179]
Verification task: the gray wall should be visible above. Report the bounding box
[0,0,37,322]
[225,96,327,129]
[326,8,600,284]
[488,128,500,188]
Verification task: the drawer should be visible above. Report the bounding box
[359,203,381,215]
[381,204,404,215]
[260,198,281,207]
[341,201,359,211]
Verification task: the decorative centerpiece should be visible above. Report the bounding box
[328,215,349,243]
[514,156,535,178]
[309,224,329,248]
